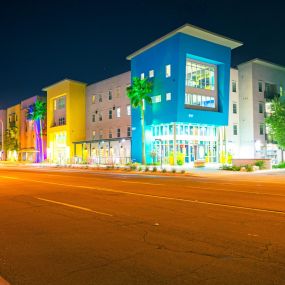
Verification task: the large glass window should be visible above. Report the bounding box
[185,94,215,108]
[186,60,215,90]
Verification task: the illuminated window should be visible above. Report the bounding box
[152,95,161,103]
[149,70,154,78]
[116,107,121,118]
[166,65,171,78]
[141,73,145,80]
[127,105,131,116]
[166,93,171,101]
[185,93,215,108]
[127,126,131,137]
[57,96,65,109]
[92,95,95,104]
[233,124,238,136]
[186,60,215,90]
[233,102,237,114]
[232,81,237,92]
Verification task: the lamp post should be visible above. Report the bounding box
[155,138,163,169]
[0,120,4,160]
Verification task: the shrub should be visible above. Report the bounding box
[145,166,149,172]
[171,169,176,173]
[273,162,285,169]
[152,167,157,172]
[181,170,185,174]
[130,165,137,171]
[162,168,167,173]
[245,164,253,172]
[220,165,241,171]
[255,160,265,169]
[138,166,143,171]
[232,165,241,171]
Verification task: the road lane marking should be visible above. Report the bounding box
[0,276,10,285]
[1,175,285,216]
[35,197,113,217]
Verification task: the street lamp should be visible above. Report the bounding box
[155,138,163,168]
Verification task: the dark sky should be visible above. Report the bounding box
[1,0,285,108]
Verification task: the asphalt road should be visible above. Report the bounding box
[0,166,285,285]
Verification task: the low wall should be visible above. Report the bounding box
[232,159,272,169]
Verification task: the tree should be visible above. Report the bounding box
[126,77,153,164]
[265,97,285,161]
[4,126,19,157]
[26,99,47,162]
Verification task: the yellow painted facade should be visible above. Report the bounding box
[6,104,21,161]
[43,79,86,164]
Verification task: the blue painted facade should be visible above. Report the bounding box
[130,32,232,163]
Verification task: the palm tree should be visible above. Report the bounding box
[26,99,47,162]
[126,77,152,164]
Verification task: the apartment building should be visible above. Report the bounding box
[238,59,285,163]
[43,79,86,164]
[19,96,47,162]
[0,110,7,160]
[76,71,131,164]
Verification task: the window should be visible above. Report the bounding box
[109,129,112,139]
[258,81,263,92]
[109,109,112,119]
[232,81,237,92]
[92,130,96,140]
[99,129,103,139]
[259,102,264,113]
[117,128,121,138]
[149,70,154,78]
[152,95,161,103]
[92,95,95,104]
[108,90,112,100]
[99,94,102,102]
[259,124,264,135]
[233,124,238,136]
[186,60,215,90]
[58,117,66,126]
[166,93,171,101]
[141,73,145,80]
[99,112,102,121]
[116,107,121,118]
[127,126,131,137]
[185,93,215,108]
[166,65,171,78]
[127,105,131,116]
[57,96,65,109]
[92,114,95,122]
[233,102,237,114]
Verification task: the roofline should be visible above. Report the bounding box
[127,23,243,60]
[238,58,285,71]
[87,71,131,88]
[42,78,87,91]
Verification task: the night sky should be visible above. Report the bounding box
[1,0,285,108]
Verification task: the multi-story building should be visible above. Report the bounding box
[19,96,47,162]
[0,109,7,160]
[43,79,86,164]
[81,72,131,164]
[127,24,242,164]
[238,59,285,163]
[6,104,21,160]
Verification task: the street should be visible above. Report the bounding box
[0,166,285,285]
